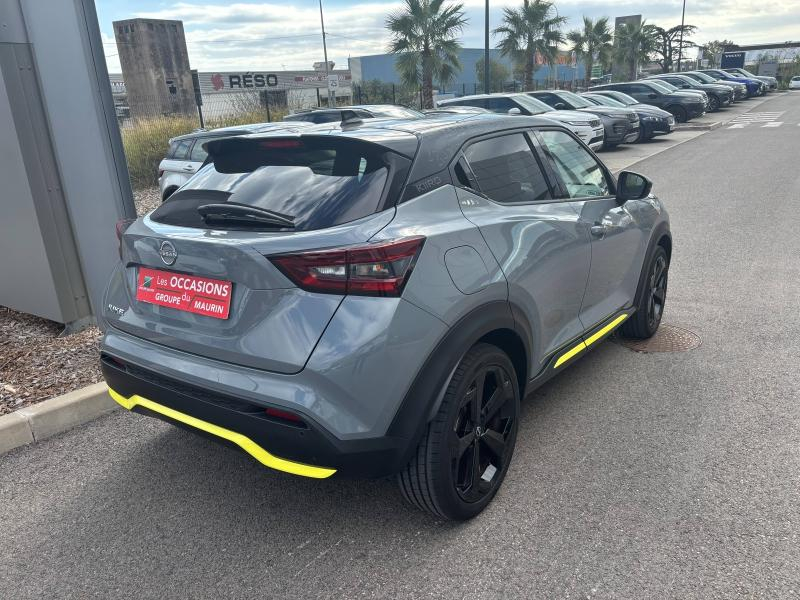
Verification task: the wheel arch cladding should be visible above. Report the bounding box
[633,222,672,308]
[657,233,672,261]
[385,300,530,465]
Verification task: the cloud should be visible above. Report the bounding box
[99,0,800,72]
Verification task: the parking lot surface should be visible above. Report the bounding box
[1,93,799,600]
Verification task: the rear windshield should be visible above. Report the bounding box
[150,136,408,231]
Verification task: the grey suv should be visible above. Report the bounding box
[102,113,671,520]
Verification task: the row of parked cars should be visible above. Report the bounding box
[118,92,673,520]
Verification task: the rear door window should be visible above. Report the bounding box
[463,133,551,203]
[485,97,517,113]
[189,138,210,162]
[170,138,193,160]
[150,136,410,232]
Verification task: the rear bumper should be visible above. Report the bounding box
[102,354,412,479]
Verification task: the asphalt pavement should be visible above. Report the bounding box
[2,92,799,600]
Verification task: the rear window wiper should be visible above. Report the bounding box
[197,202,295,229]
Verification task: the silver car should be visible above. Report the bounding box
[104,113,671,520]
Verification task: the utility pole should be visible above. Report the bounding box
[677,0,687,72]
[484,0,490,94]
[319,0,334,107]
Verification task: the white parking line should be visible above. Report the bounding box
[762,122,783,127]
[728,123,747,129]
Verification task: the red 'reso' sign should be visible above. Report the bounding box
[136,267,232,319]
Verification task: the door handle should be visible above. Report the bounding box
[183,166,196,172]
[590,225,606,238]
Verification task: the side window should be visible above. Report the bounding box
[538,130,610,198]
[485,97,517,113]
[189,139,209,162]
[171,139,192,160]
[532,92,558,107]
[463,133,551,203]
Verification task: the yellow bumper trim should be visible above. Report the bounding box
[108,388,336,479]
[554,313,630,369]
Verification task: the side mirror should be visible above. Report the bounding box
[554,102,567,110]
[507,107,522,115]
[616,171,652,201]
[648,93,659,99]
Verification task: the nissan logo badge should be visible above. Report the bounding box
[159,240,178,266]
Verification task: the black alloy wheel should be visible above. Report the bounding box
[708,95,720,111]
[669,105,688,123]
[622,245,669,339]
[647,252,668,331]
[398,344,520,520]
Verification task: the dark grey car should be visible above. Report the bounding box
[102,113,672,520]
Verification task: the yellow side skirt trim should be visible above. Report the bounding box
[553,313,630,369]
[108,388,336,479]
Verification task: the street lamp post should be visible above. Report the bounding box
[484,0,490,94]
[677,0,687,72]
[319,0,334,107]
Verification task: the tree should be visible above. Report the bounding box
[652,24,697,72]
[566,16,613,83]
[494,0,566,91]
[386,0,468,109]
[614,20,658,80]
[475,56,510,92]
[702,39,737,67]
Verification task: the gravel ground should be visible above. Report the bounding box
[0,188,161,415]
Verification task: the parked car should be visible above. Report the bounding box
[724,67,777,91]
[437,93,605,150]
[678,71,747,101]
[646,73,733,111]
[644,79,710,112]
[789,76,800,90]
[283,104,425,123]
[581,91,675,142]
[589,81,705,123]
[696,69,765,97]
[158,122,312,201]
[526,89,640,148]
[103,113,671,520]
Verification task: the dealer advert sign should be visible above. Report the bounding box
[136,268,232,319]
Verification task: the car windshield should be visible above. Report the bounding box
[585,95,625,107]
[605,91,638,106]
[514,94,555,115]
[150,136,402,232]
[647,81,675,94]
[689,72,716,83]
[367,106,424,119]
[555,91,593,108]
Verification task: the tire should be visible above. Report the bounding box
[669,105,688,123]
[622,246,669,339]
[708,95,720,111]
[162,187,178,201]
[397,343,520,521]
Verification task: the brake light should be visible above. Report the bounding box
[264,407,305,426]
[115,218,136,258]
[260,139,302,149]
[269,236,425,297]
[158,169,164,178]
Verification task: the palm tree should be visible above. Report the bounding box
[566,16,613,84]
[386,0,468,109]
[614,20,657,80]
[494,0,566,91]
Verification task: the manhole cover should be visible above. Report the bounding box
[615,324,701,353]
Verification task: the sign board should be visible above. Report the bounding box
[327,74,339,89]
[199,70,351,94]
[591,64,602,78]
[759,61,778,77]
[721,51,745,69]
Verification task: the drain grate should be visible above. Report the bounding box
[615,324,701,353]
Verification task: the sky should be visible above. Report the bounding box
[96,0,800,73]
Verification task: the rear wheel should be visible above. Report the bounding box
[669,105,688,123]
[398,343,520,520]
[622,246,669,339]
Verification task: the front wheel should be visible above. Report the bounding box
[708,95,720,111]
[622,246,669,339]
[669,105,688,123]
[398,343,520,520]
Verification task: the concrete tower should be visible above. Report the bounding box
[113,18,194,117]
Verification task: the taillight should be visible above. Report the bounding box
[158,169,164,178]
[115,218,135,258]
[269,236,425,297]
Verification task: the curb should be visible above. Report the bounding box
[675,121,723,131]
[0,382,117,455]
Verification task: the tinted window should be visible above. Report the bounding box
[464,133,551,203]
[190,139,210,162]
[538,130,610,198]
[486,97,517,113]
[151,137,408,231]
[625,83,656,95]
[531,92,560,107]
[170,139,192,159]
